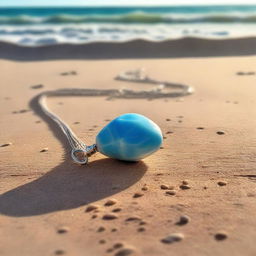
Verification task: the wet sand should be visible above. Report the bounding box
[0,41,256,256]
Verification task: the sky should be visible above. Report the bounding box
[0,0,256,7]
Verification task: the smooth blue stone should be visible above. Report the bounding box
[96,113,163,161]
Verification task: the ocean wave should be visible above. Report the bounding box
[1,12,256,25]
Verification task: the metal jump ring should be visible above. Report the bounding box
[71,149,88,165]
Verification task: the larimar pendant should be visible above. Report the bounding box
[96,113,163,161]
[72,113,163,164]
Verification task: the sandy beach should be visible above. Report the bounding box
[0,39,256,256]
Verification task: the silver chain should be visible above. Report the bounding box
[37,69,193,165]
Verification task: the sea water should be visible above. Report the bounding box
[0,5,256,46]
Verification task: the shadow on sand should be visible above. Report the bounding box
[0,158,147,217]
[0,95,147,217]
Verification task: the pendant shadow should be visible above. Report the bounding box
[0,159,147,217]
[0,94,147,217]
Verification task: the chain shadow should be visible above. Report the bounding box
[0,159,147,217]
[0,94,147,217]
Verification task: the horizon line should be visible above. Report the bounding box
[1,3,256,8]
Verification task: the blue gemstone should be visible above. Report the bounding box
[96,113,163,161]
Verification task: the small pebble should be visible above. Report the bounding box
[137,227,145,232]
[139,221,147,225]
[97,226,105,232]
[55,250,65,255]
[166,131,173,134]
[40,148,48,152]
[73,121,80,124]
[115,248,135,256]
[197,127,205,130]
[57,226,69,234]
[30,84,44,89]
[166,118,171,121]
[215,232,228,241]
[111,228,117,232]
[106,248,114,253]
[182,180,189,185]
[105,199,118,206]
[165,190,176,196]
[180,185,190,190]
[217,181,227,186]
[141,185,148,191]
[160,184,169,190]
[176,215,190,225]
[161,233,184,244]
[1,142,12,147]
[85,204,99,212]
[113,243,124,249]
[19,109,29,113]
[92,214,98,219]
[216,131,225,135]
[99,239,106,244]
[125,216,141,222]
[35,120,41,123]
[103,213,118,220]
[133,192,144,198]
[112,208,122,213]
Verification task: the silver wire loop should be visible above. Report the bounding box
[71,149,88,165]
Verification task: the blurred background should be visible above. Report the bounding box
[0,0,256,46]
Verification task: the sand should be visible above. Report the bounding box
[0,39,256,256]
